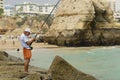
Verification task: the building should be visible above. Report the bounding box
[114,11,120,21]
[0,0,4,9]
[110,1,116,12]
[108,0,116,12]
[4,5,15,16]
[39,3,56,14]
[111,0,120,21]
[15,1,56,16]
[15,1,39,15]
[108,0,120,21]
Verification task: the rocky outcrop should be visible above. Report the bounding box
[0,51,47,80]
[0,51,96,80]
[45,0,120,46]
[48,56,96,80]
[0,51,23,62]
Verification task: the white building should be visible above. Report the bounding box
[108,0,120,21]
[110,1,116,12]
[112,1,120,21]
[15,1,56,15]
[107,0,116,12]
[114,11,120,21]
[4,5,15,16]
[0,0,4,9]
[39,3,56,14]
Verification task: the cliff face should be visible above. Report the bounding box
[0,17,20,30]
[45,0,120,46]
[0,16,49,35]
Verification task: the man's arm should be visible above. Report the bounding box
[26,33,38,46]
[26,38,36,46]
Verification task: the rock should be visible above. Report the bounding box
[0,51,47,80]
[0,78,19,80]
[45,0,120,46]
[0,51,9,61]
[23,73,42,80]
[0,51,96,80]
[0,51,23,62]
[91,0,114,28]
[48,56,96,80]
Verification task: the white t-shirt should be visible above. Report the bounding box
[20,33,30,49]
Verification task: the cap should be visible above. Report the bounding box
[24,28,31,33]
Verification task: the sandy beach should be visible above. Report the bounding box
[0,38,58,50]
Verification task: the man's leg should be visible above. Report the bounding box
[23,48,31,72]
[24,59,30,72]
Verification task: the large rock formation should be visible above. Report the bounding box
[48,56,96,80]
[45,0,120,46]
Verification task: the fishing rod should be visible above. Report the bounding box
[34,0,61,35]
[33,0,61,34]
[17,0,61,51]
[40,0,61,29]
[31,0,61,44]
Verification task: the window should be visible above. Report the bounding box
[117,14,119,16]
[45,6,48,12]
[29,5,33,11]
[29,5,33,8]
[39,7,43,12]
[45,6,48,9]
[29,8,33,11]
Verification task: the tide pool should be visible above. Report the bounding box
[6,46,120,80]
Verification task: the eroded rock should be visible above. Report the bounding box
[48,56,96,80]
[45,0,120,46]
[0,51,23,62]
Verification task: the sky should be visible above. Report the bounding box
[4,0,120,11]
[4,0,58,5]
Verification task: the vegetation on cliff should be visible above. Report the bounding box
[0,8,4,15]
[0,14,54,36]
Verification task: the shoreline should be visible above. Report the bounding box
[0,39,59,50]
[1,38,120,51]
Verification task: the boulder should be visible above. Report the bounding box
[0,51,23,62]
[45,0,120,46]
[48,56,96,80]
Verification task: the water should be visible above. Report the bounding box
[6,46,120,80]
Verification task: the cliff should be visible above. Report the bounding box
[0,16,49,36]
[45,0,120,46]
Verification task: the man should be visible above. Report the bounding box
[20,28,36,72]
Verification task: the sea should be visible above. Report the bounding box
[6,46,120,80]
